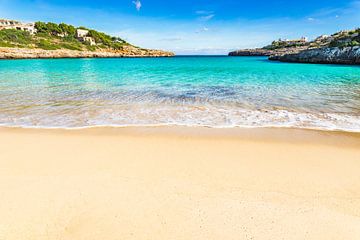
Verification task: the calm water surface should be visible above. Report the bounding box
[0,56,359,131]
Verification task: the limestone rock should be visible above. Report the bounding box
[0,46,174,59]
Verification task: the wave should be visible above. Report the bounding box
[1,108,359,133]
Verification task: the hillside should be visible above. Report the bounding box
[0,20,174,58]
[229,28,360,65]
[229,28,360,56]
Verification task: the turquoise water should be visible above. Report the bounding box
[0,56,360,131]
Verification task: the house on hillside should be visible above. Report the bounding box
[273,37,308,46]
[0,19,37,34]
[76,29,89,38]
[0,19,20,27]
[76,29,96,46]
[314,35,333,43]
[282,37,308,44]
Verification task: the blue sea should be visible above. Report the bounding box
[0,56,359,131]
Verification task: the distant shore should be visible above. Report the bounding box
[1,126,360,240]
[229,28,360,65]
[0,47,174,59]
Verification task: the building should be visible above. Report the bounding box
[274,37,308,46]
[76,29,96,46]
[83,36,96,46]
[314,35,331,42]
[0,19,37,34]
[0,19,20,27]
[300,36,308,42]
[76,29,89,38]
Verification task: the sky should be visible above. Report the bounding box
[1,0,360,54]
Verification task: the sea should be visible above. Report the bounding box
[0,56,359,132]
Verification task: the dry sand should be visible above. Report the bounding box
[0,127,360,240]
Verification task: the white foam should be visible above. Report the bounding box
[0,106,359,133]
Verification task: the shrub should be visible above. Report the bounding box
[86,45,97,51]
[0,29,32,45]
[349,40,360,46]
[59,42,83,51]
[37,39,60,50]
[0,41,15,47]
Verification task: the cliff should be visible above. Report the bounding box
[269,46,360,65]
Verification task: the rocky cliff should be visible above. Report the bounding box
[228,46,309,57]
[269,46,360,65]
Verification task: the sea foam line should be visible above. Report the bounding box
[1,122,360,133]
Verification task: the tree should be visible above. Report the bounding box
[59,23,76,36]
[46,22,62,35]
[34,21,48,33]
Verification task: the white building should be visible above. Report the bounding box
[314,35,331,42]
[76,29,96,46]
[0,19,37,34]
[76,29,89,38]
[0,19,20,26]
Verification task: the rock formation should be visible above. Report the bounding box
[0,46,174,59]
[269,46,360,65]
[228,46,309,57]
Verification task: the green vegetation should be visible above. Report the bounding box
[329,40,360,48]
[327,29,360,48]
[0,21,131,51]
[263,39,307,50]
[0,29,32,47]
[36,39,59,50]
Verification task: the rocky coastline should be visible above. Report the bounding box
[0,46,174,59]
[228,46,308,57]
[229,28,360,65]
[269,46,360,65]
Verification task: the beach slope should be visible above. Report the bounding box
[0,127,360,240]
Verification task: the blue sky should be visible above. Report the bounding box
[1,0,360,54]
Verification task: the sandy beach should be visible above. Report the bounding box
[0,127,360,240]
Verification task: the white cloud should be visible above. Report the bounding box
[199,14,215,21]
[195,10,214,15]
[307,17,315,21]
[132,0,141,11]
[195,10,215,21]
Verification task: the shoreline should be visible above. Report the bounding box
[0,47,175,59]
[1,123,360,134]
[1,126,360,239]
[1,125,360,146]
